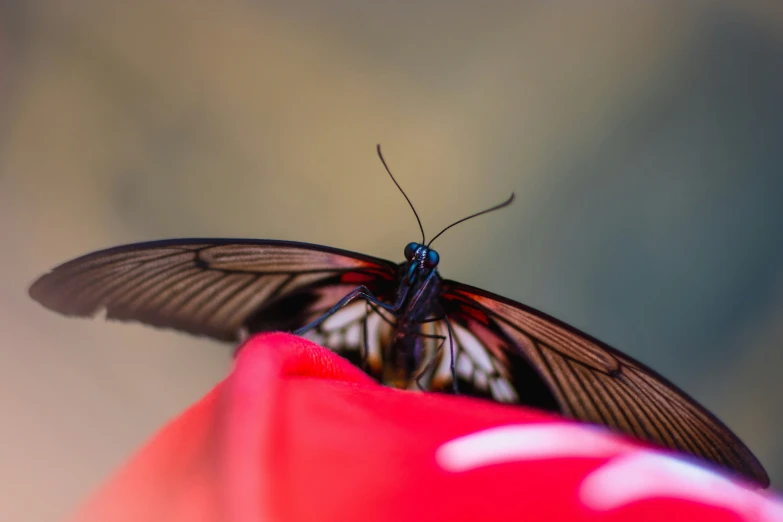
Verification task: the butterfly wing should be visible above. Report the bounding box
[439,280,770,487]
[29,239,399,342]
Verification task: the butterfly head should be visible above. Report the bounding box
[404,242,439,276]
[404,242,439,268]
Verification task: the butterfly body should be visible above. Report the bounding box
[384,245,444,381]
[396,263,450,387]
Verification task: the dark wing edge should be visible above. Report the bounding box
[29,238,399,342]
[441,279,770,488]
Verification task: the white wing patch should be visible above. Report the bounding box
[456,353,474,379]
[428,321,519,403]
[364,308,385,370]
[320,302,367,330]
[455,325,495,373]
[301,299,393,377]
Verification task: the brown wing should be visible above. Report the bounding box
[29,239,399,342]
[441,280,770,488]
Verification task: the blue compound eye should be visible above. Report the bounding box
[404,242,419,261]
[423,249,440,268]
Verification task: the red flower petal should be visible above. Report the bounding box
[71,333,782,522]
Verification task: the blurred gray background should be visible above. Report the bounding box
[1,1,782,520]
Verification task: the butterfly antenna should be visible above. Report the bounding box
[427,193,515,247]
[377,144,426,244]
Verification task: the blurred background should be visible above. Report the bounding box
[1,1,782,519]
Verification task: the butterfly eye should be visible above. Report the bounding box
[404,242,419,260]
[423,249,439,268]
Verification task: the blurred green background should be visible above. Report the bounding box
[1,1,782,519]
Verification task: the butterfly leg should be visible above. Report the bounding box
[443,315,457,393]
[412,331,447,391]
[360,300,371,367]
[408,315,458,393]
[359,301,398,370]
[293,285,394,335]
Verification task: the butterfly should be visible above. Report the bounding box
[28,146,769,487]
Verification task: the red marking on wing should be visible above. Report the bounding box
[461,305,490,325]
[340,272,378,284]
[443,290,490,325]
